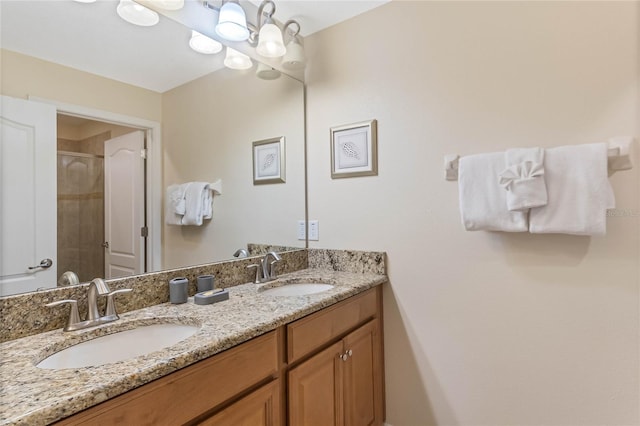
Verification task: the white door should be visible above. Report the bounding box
[104,131,145,278]
[0,96,57,295]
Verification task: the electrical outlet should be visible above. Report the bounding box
[309,220,319,241]
[297,220,306,240]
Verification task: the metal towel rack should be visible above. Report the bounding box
[444,137,635,181]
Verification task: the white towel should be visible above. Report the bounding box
[458,152,529,232]
[182,182,212,226]
[165,184,189,225]
[498,147,548,211]
[529,143,614,236]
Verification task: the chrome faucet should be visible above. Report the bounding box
[46,278,132,332]
[246,251,282,284]
[262,251,281,281]
[233,248,249,258]
[86,278,110,321]
[57,271,79,287]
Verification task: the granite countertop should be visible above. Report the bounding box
[0,269,387,426]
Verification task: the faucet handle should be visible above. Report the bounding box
[45,299,81,331]
[269,259,281,279]
[104,288,132,319]
[247,261,262,284]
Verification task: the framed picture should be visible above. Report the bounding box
[330,119,378,179]
[253,136,285,185]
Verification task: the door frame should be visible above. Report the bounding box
[30,96,162,274]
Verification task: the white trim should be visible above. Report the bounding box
[29,96,163,273]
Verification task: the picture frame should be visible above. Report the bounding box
[253,136,286,185]
[330,119,378,179]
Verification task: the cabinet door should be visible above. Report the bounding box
[343,320,383,426]
[288,341,344,426]
[199,380,280,426]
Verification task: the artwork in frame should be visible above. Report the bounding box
[253,136,286,185]
[330,119,378,179]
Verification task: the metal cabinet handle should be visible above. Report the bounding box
[340,353,349,362]
[347,349,353,357]
[102,242,109,248]
[28,258,53,270]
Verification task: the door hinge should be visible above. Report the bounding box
[141,226,148,238]
[140,148,147,159]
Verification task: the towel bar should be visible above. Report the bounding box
[444,137,635,181]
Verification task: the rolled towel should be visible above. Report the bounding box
[458,152,528,232]
[498,148,548,211]
[529,143,614,236]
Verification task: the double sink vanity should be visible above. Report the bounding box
[0,249,387,425]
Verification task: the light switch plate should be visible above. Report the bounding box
[308,220,319,241]
[297,220,306,240]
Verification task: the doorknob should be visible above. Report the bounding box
[28,258,53,270]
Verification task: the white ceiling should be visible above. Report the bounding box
[0,0,389,93]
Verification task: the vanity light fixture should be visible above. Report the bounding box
[224,47,253,70]
[117,0,159,26]
[254,1,285,58]
[189,30,223,54]
[215,0,250,42]
[202,0,306,71]
[281,20,305,70]
[73,0,97,3]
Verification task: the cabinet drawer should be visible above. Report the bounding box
[287,288,378,364]
[56,330,280,426]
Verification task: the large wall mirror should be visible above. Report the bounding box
[0,0,306,295]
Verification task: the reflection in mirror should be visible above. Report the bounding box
[162,65,305,270]
[0,1,305,295]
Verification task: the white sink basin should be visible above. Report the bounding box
[260,283,334,297]
[37,323,199,369]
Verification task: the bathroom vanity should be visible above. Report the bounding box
[0,250,387,426]
[55,287,383,426]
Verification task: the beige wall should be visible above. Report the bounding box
[162,67,305,268]
[1,49,161,122]
[306,2,639,425]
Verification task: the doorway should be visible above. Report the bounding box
[57,114,143,282]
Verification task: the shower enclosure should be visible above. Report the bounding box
[57,151,105,282]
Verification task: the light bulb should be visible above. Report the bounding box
[224,47,253,70]
[116,0,159,26]
[256,23,286,58]
[215,1,250,42]
[282,39,306,70]
[189,31,222,55]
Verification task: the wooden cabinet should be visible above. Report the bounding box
[287,287,384,426]
[288,341,344,425]
[343,320,383,426]
[199,380,280,426]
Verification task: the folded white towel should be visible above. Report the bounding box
[458,152,529,232]
[499,147,548,211]
[182,182,211,226]
[165,184,189,225]
[529,143,614,236]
